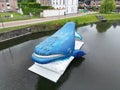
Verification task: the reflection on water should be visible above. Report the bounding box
[0,20,120,90]
[0,30,56,50]
[36,58,85,90]
[93,20,120,33]
[76,21,120,90]
[96,22,112,32]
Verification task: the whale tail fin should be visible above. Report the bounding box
[72,50,86,58]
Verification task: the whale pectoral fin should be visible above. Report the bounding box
[72,50,86,58]
[75,32,83,40]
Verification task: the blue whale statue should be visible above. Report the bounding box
[32,22,86,64]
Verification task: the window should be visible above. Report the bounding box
[7,4,10,6]
[60,0,61,5]
[6,0,9,2]
[56,0,58,5]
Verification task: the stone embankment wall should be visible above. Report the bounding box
[0,23,61,42]
[0,27,56,50]
[0,28,31,42]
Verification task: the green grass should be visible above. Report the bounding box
[68,14,99,25]
[38,14,99,27]
[0,25,31,33]
[0,13,120,33]
[0,14,99,33]
[102,13,120,20]
[0,12,36,22]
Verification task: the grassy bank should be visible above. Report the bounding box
[46,14,99,26]
[0,14,99,33]
[0,13,120,33]
[102,14,120,20]
[0,12,35,22]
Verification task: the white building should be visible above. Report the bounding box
[51,0,78,14]
[37,0,78,14]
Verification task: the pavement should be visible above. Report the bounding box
[0,12,96,28]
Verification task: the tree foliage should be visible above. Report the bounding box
[96,22,111,33]
[18,2,54,16]
[99,0,116,13]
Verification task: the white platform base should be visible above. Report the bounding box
[28,40,84,83]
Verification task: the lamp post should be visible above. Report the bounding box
[0,4,4,28]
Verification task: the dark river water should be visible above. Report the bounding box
[0,21,120,90]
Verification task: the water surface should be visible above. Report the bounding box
[0,21,120,90]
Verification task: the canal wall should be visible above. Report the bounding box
[0,23,61,42]
[0,28,31,42]
[0,26,57,50]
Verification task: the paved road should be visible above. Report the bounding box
[0,12,95,28]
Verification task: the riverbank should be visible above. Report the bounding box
[0,13,120,42]
[102,14,120,20]
[0,12,96,29]
[0,13,120,33]
[0,12,98,33]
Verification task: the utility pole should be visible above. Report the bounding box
[0,4,4,28]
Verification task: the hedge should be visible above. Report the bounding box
[18,2,54,15]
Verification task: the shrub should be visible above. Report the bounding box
[19,2,54,15]
[99,0,116,13]
[41,6,54,9]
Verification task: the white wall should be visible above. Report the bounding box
[42,9,65,17]
[51,0,78,14]
[65,0,78,14]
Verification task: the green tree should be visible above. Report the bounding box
[99,0,116,13]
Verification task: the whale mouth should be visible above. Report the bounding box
[33,53,65,59]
